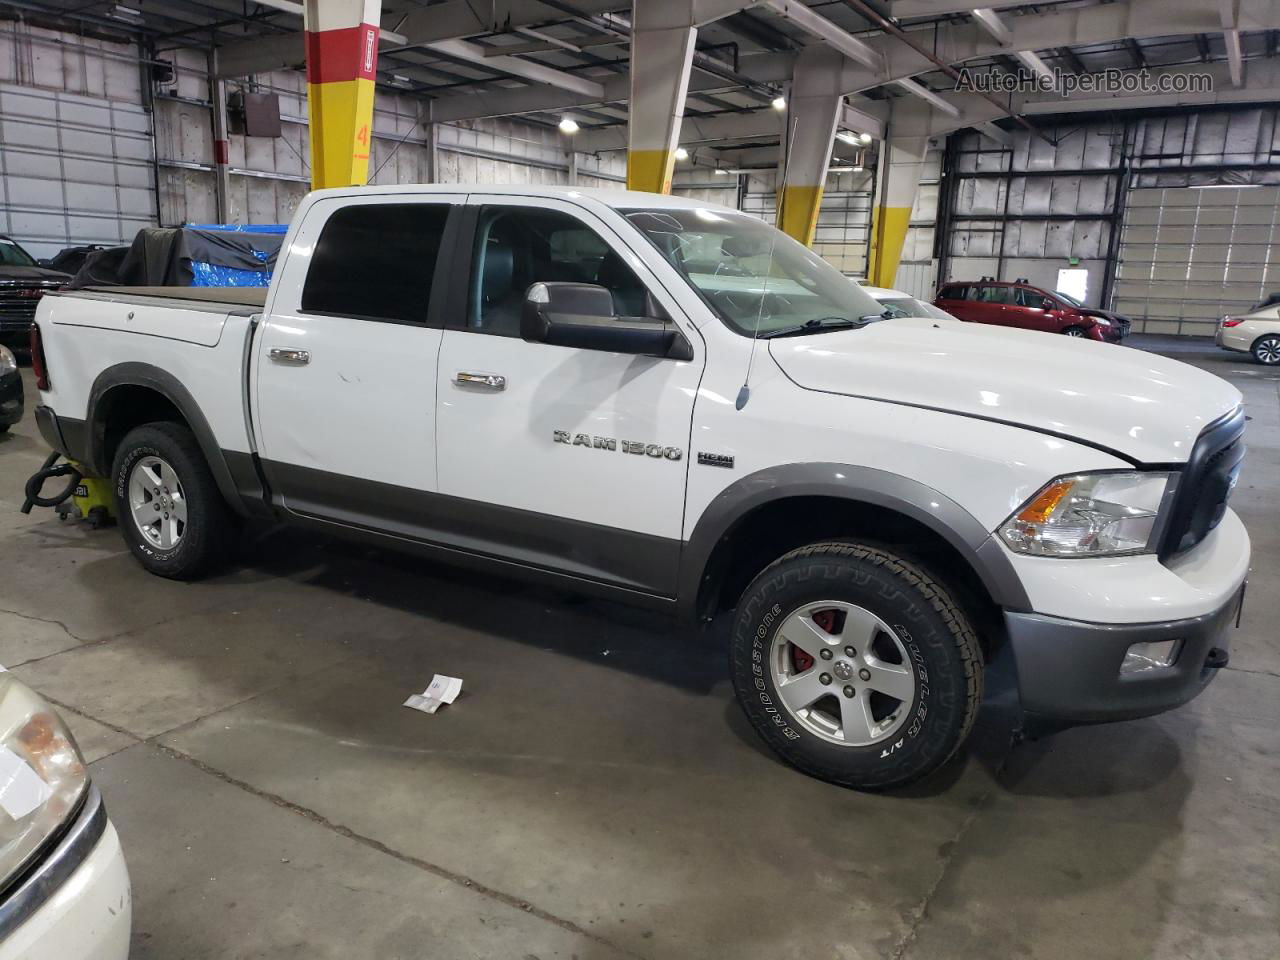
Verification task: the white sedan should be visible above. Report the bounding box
[1217,296,1280,364]
[857,283,960,321]
[0,672,130,960]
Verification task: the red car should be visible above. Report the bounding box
[935,278,1129,342]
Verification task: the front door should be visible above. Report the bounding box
[433,196,703,597]
[253,194,462,524]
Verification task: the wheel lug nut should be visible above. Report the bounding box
[819,673,832,685]
[859,668,871,681]
[819,648,833,660]
[843,685,855,698]
[844,646,855,657]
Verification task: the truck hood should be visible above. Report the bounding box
[767,317,1241,464]
[0,266,70,284]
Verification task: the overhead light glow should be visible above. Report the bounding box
[674,147,689,160]
[836,132,860,145]
[860,131,872,143]
[558,117,580,134]
[771,95,787,111]
[109,3,143,19]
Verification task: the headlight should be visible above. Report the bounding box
[1000,472,1173,557]
[0,346,15,376]
[0,674,87,885]
[1093,317,1112,327]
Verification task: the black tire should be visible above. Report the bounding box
[1061,326,1087,338]
[729,542,983,791]
[112,421,236,580]
[1251,335,1280,365]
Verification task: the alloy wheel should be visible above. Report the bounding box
[128,455,187,550]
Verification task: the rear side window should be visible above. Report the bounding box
[977,285,1015,304]
[301,203,450,323]
[939,284,968,300]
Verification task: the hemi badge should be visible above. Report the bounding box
[697,452,735,469]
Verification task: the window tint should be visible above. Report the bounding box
[470,207,651,336]
[0,239,36,268]
[1016,288,1050,308]
[301,203,449,323]
[939,284,968,300]
[977,285,1015,304]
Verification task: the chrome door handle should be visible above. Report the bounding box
[269,348,310,365]
[455,371,506,391]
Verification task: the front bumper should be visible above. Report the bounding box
[1007,586,1242,727]
[0,786,130,960]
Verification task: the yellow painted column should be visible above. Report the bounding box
[304,0,380,189]
[775,47,845,246]
[869,136,930,288]
[626,0,697,194]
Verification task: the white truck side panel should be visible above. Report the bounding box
[38,293,255,456]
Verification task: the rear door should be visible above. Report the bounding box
[431,196,704,597]
[968,284,1013,326]
[253,193,463,523]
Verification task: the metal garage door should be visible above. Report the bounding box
[1113,185,1280,336]
[0,82,156,260]
[742,189,872,277]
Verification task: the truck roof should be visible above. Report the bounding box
[306,183,741,214]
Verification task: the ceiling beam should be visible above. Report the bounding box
[761,0,882,70]
[1221,0,1244,85]
[894,78,960,116]
[970,8,1011,46]
[427,38,605,96]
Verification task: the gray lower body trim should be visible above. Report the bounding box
[1006,587,1243,726]
[261,460,682,599]
[0,785,107,940]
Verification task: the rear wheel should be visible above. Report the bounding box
[112,422,236,579]
[729,542,983,790]
[1252,335,1280,365]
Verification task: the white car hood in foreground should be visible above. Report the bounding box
[768,317,1241,464]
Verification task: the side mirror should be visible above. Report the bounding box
[521,282,693,361]
[1040,297,1056,310]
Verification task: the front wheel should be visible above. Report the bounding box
[112,421,237,579]
[1252,335,1280,365]
[1062,326,1087,338]
[729,542,983,790]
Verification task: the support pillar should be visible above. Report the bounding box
[303,0,380,189]
[868,134,930,288]
[208,51,231,222]
[626,0,697,194]
[776,46,844,246]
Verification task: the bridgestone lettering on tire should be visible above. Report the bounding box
[112,422,236,580]
[729,542,983,791]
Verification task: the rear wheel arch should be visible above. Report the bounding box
[680,465,1026,654]
[88,363,244,515]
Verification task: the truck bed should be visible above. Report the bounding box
[68,285,267,313]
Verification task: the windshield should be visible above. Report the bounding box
[0,239,36,268]
[877,296,957,321]
[1053,290,1083,308]
[624,208,885,336]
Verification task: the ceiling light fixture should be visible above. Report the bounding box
[771,95,787,111]
[674,147,689,160]
[558,117,580,134]
[860,131,872,143]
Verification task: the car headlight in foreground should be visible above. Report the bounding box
[0,673,87,889]
[1000,472,1173,557]
[0,347,16,377]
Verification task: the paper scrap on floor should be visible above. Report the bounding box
[403,674,463,714]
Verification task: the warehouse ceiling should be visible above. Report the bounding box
[4,0,1280,167]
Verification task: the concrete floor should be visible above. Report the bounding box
[0,334,1276,960]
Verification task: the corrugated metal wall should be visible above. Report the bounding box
[896,144,943,299]
[0,22,156,259]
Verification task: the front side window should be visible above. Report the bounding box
[0,240,36,268]
[625,207,885,338]
[301,203,450,323]
[470,207,651,337]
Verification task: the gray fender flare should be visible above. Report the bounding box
[87,362,246,516]
[677,462,1030,620]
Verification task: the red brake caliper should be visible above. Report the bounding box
[793,609,836,673]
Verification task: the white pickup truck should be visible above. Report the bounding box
[30,186,1250,790]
